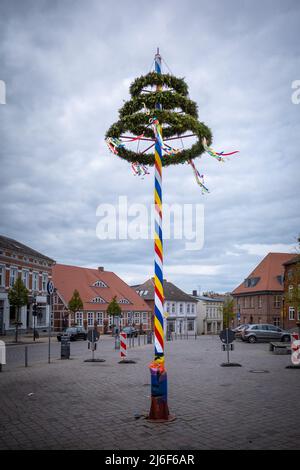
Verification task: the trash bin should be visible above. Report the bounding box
[61,335,70,359]
[147,332,153,344]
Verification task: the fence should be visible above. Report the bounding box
[1,332,199,371]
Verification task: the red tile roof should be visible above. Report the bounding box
[52,264,151,312]
[232,252,296,295]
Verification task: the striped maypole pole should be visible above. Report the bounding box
[148,48,173,422]
[153,48,164,364]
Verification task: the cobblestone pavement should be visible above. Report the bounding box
[0,336,299,450]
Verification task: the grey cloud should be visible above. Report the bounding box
[0,0,299,295]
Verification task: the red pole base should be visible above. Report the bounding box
[148,396,175,422]
[147,365,176,422]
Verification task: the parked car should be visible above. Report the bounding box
[57,327,87,342]
[241,324,291,343]
[232,324,249,338]
[120,326,138,338]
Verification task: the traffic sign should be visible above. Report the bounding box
[219,329,235,344]
[47,280,55,295]
[87,329,100,342]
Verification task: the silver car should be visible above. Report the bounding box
[241,324,291,343]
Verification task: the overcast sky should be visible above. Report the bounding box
[0,0,299,294]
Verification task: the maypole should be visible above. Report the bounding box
[105,48,238,423]
[148,49,171,421]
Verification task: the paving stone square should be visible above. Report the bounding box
[0,336,299,450]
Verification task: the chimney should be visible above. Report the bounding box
[98,266,104,272]
[192,290,197,296]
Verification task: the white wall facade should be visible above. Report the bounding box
[164,300,197,335]
[195,298,224,335]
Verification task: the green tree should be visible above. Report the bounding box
[8,276,29,342]
[223,298,235,329]
[107,296,122,335]
[68,289,83,326]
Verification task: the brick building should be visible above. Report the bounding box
[0,235,55,334]
[133,278,197,336]
[232,252,296,327]
[283,254,300,330]
[52,264,152,333]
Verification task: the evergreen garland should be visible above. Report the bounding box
[106,72,212,166]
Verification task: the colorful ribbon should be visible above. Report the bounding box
[202,137,239,162]
[131,162,150,177]
[188,159,209,194]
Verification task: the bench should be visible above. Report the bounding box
[269,342,291,355]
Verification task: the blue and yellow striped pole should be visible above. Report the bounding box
[148,49,172,421]
[154,49,164,363]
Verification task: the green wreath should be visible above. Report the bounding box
[105,72,212,166]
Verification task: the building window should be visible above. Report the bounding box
[274,295,281,308]
[134,312,140,324]
[42,274,48,292]
[119,298,130,304]
[37,306,47,326]
[91,297,106,303]
[0,265,5,287]
[9,267,18,287]
[179,303,183,314]
[93,280,107,287]
[22,270,29,289]
[187,320,194,331]
[289,307,295,321]
[258,296,262,308]
[32,272,39,291]
[9,305,17,325]
[250,297,254,308]
[96,312,103,326]
[187,304,190,314]
[273,317,280,327]
[75,312,83,326]
[191,304,195,314]
[289,285,294,299]
[166,303,170,313]
[172,303,175,313]
[142,312,148,324]
[87,312,94,327]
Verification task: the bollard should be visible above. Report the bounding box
[119,332,136,364]
[25,346,28,367]
[138,334,140,347]
[0,340,6,371]
[144,334,146,345]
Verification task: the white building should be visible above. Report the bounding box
[191,293,224,335]
[0,235,55,334]
[133,278,198,336]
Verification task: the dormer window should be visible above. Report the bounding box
[92,280,108,288]
[244,277,260,288]
[91,297,106,304]
[119,298,130,304]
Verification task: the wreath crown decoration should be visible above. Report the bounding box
[105,68,239,192]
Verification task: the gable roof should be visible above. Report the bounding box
[52,264,151,312]
[0,235,55,263]
[133,278,197,303]
[232,252,296,295]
